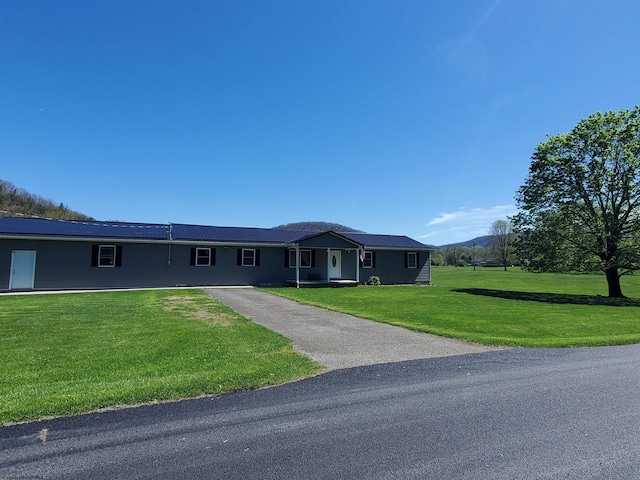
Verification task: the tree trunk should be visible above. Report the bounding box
[605,267,624,298]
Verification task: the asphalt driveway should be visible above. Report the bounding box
[5,346,639,480]
[204,287,504,370]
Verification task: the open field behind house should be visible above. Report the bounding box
[0,289,320,424]
[264,267,640,349]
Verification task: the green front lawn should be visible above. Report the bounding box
[264,268,640,348]
[4,269,639,424]
[0,289,320,424]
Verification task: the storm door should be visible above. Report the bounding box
[9,250,36,290]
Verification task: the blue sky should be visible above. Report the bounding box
[1,0,638,246]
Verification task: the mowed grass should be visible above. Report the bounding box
[264,268,640,348]
[0,289,320,424]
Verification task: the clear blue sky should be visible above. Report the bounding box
[1,0,638,246]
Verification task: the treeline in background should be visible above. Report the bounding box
[0,179,93,221]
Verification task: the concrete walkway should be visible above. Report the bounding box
[204,287,505,371]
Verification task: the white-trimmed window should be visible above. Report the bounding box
[190,247,216,266]
[92,244,122,267]
[242,248,256,266]
[98,245,116,267]
[406,252,417,269]
[288,249,312,268]
[363,251,374,268]
[196,248,211,266]
[237,248,260,266]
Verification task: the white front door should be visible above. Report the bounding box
[9,251,36,290]
[328,250,341,279]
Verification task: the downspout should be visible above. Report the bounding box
[296,244,300,288]
[167,222,173,267]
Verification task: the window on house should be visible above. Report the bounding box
[99,245,116,267]
[243,248,256,266]
[237,248,260,266]
[363,251,374,268]
[190,247,216,266]
[196,248,211,266]
[406,252,417,269]
[288,249,312,268]
[92,245,122,268]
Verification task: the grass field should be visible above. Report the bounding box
[0,289,320,424]
[264,267,640,349]
[3,269,639,424]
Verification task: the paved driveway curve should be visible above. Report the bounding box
[204,287,504,370]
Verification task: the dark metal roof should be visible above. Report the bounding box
[342,232,433,249]
[0,217,169,240]
[0,217,433,249]
[171,224,306,244]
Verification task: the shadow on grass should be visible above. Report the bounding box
[452,288,640,307]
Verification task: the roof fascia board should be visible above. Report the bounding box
[0,235,171,244]
[0,234,297,248]
[362,246,434,252]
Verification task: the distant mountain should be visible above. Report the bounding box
[273,221,364,233]
[0,179,93,221]
[438,235,492,249]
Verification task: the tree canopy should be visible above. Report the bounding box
[513,107,640,298]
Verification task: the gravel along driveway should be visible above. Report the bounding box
[204,288,505,371]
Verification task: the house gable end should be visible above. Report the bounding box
[295,231,362,249]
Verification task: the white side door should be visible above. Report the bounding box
[328,250,341,279]
[9,251,36,290]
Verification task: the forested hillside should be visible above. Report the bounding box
[0,179,93,221]
[438,235,491,249]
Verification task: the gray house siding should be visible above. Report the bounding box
[359,250,430,285]
[415,253,431,284]
[1,239,298,290]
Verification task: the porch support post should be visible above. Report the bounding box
[327,248,331,281]
[295,244,300,288]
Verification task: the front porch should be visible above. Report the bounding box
[286,231,364,288]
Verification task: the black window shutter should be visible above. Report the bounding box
[372,252,377,268]
[255,249,260,266]
[405,252,408,268]
[91,245,99,267]
[115,246,123,267]
[311,250,316,268]
[285,250,290,268]
[190,248,196,266]
[210,248,216,266]
[416,253,419,266]
[237,249,242,266]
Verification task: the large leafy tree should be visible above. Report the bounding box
[513,107,640,298]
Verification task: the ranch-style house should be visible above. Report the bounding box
[0,217,433,291]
